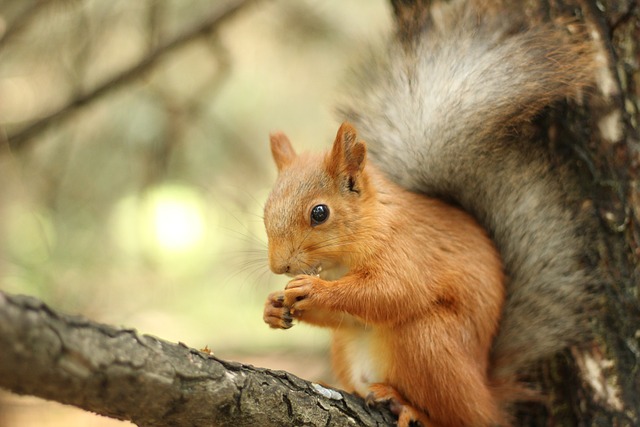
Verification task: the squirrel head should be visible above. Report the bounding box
[264,122,372,279]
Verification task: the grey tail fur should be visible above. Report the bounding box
[337,0,596,380]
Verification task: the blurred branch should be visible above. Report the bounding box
[0,290,395,426]
[6,0,255,153]
[0,1,52,51]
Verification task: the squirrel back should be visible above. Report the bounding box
[337,0,597,380]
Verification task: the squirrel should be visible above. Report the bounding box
[262,1,597,426]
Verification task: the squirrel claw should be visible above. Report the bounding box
[263,309,293,329]
[263,291,295,329]
[365,392,382,408]
[282,310,294,325]
[367,383,430,427]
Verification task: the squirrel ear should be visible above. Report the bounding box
[327,122,367,178]
[270,132,297,172]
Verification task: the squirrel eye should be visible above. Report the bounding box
[310,204,330,226]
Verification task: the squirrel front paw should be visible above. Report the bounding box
[283,274,325,314]
[263,275,327,329]
[263,291,294,329]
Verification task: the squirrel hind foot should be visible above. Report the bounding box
[367,383,432,427]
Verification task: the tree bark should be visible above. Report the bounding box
[518,0,640,425]
[572,0,638,424]
[0,291,395,427]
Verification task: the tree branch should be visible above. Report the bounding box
[5,0,255,153]
[0,1,50,51]
[0,290,395,426]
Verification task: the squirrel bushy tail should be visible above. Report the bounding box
[338,0,596,381]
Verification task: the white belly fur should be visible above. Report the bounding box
[339,327,386,396]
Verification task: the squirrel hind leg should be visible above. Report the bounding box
[367,383,433,427]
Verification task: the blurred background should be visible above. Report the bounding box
[0,0,390,425]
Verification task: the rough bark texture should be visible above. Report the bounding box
[0,291,395,426]
[518,0,640,425]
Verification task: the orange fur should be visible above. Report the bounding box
[263,123,508,427]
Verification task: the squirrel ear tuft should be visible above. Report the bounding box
[327,122,367,178]
[270,132,297,172]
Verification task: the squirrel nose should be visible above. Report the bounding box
[270,262,290,275]
[268,240,292,274]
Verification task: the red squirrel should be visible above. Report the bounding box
[262,1,596,426]
[264,123,506,426]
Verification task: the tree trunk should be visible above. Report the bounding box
[516,0,640,425]
[0,0,637,426]
[557,0,639,425]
